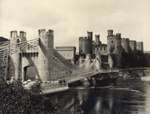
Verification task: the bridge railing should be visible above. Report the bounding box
[0,38,39,54]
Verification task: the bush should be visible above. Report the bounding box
[0,76,80,114]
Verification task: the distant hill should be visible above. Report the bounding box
[0,36,9,42]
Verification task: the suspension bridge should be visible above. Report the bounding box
[0,30,147,94]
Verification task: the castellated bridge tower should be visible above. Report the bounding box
[137,42,143,52]
[10,31,22,80]
[20,31,27,42]
[38,29,54,82]
[79,31,93,55]
[129,40,137,52]
[121,38,130,53]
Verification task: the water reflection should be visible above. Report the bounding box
[52,85,150,114]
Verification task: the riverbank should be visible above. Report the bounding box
[42,86,69,94]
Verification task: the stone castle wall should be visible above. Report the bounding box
[55,46,76,60]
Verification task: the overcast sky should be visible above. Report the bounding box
[0,0,150,51]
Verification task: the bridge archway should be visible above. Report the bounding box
[24,65,36,81]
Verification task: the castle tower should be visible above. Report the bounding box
[87,31,93,42]
[121,38,130,53]
[79,31,93,55]
[137,42,143,52]
[95,35,101,45]
[108,30,113,36]
[38,29,54,82]
[107,30,122,54]
[87,31,93,54]
[10,31,22,80]
[129,40,137,52]
[116,33,122,52]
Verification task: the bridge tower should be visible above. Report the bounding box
[38,29,54,82]
[10,31,22,80]
[20,31,27,42]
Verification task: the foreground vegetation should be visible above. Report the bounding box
[0,78,80,114]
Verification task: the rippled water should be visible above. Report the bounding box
[50,85,150,114]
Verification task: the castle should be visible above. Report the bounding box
[56,30,143,68]
[79,30,143,68]
[79,30,143,55]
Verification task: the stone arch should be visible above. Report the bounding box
[24,65,37,81]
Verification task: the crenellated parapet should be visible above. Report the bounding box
[108,30,113,36]
[93,44,107,55]
[55,46,76,51]
[55,46,76,64]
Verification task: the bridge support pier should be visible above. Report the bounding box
[10,31,22,80]
[38,29,54,82]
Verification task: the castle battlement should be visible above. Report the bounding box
[107,30,113,36]
[87,31,93,40]
[79,36,89,40]
[55,46,76,51]
[129,40,136,43]
[107,35,116,39]
[137,41,143,44]
[10,31,27,44]
[38,29,53,37]
[122,38,129,41]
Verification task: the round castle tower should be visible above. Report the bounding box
[38,29,54,82]
[79,31,93,55]
[129,40,137,52]
[137,42,143,52]
[121,38,130,53]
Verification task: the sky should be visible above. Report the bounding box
[0,0,150,51]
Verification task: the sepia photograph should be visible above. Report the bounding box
[0,0,150,114]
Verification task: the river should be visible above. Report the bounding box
[48,85,150,114]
